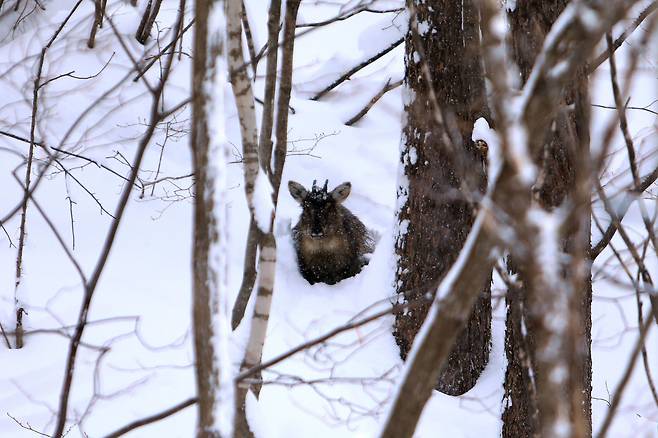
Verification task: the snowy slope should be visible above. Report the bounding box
[0,1,656,437]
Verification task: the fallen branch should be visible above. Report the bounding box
[103,397,197,438]
[311,37,403,101]
[344,77,402,125]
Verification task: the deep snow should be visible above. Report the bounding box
[0,1,656,437]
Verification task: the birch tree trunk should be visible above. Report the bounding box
[228,0,300,435]
[393,0,492,396]
[191,0,233,436]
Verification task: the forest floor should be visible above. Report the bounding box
[0,1,656,437]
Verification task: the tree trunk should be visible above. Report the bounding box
[191,0,231,436]
[393,0,491,396]
[502,1,592,436]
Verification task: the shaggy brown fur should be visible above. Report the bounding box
[289,180,374,285]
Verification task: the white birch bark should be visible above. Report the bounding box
[226,0,277,434]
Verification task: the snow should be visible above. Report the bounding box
[0,1,656,437]
[472,117,502,191]
[206,3,235,435]
[253,169,274,232]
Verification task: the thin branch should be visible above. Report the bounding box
[0,321,11,349]
[7,413,51,437]
[591,102,658,116]
[595,181,658,325]
[589,1,658,73]
[236,293,432,382]
[595,309,654,438]
[634,251,658,407]
[231,220,261,330]
[607,33,641,188]
[52,7,184,435]
[310,37,403,101]
[590,165,658,260]
[102,397,197,438]
[13,0,85,350]
[134,19,195,82]
[297,6,403,28]
[12,174,86,283]
[344,77,403,126]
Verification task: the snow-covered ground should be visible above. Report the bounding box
[0,0,656,437]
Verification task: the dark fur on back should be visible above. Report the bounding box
[289,180,374,285]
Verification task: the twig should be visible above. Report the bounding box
[590,166,658,260]
[0,129,135,188]
[589,1,658,73]
[595,181,658,325]
[52,6,184,435]
[149,123,169,196]
[236,294,432,382]
[634,248,658,407]
[0,321,11,348]
[311,37,403,101]
[14,0,85,350]
[591,102,658,116]
[605,30,658,255]
[0,219,16,248]
[39,52,115,89]
[297,6,403,28]
[103,397,197,438]
[344,77,403,125]
[12,174,86,283]
[134,19,195,82]
[105,13,155,94]
[607,33,641,188]
[1,65,143,227]
[7,413,51,437]
[595,309,654,438]
[66,197,76,250]
[8,130,119,217]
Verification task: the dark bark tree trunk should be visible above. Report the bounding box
[393,0,492,396]
[503,1,592,436]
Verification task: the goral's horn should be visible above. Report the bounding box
[323,179,328,192]
[312,179,317,191]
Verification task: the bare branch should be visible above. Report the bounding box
[310,37,403,101]
[52,6,184,435]
[589,1,658,73]
[344,77,403,126]
[595,309,654,438]
[102,397,197,438]
[13,0,85,350]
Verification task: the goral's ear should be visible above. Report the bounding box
[288,180,308,203]
[331,182,351,203]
